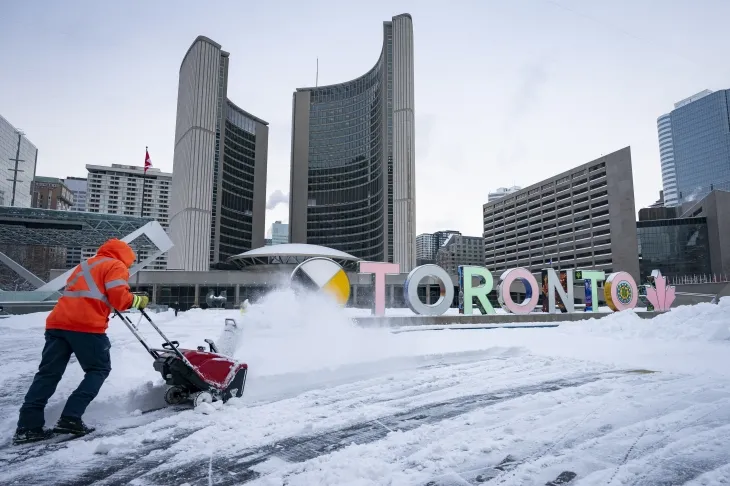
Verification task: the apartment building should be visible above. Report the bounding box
[31,176,74,210]
[416,230,461,266]
[482,147,640,281]
[436,234,485,275]
[86,163,172,269]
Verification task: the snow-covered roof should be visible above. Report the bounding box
[228,243,360,269]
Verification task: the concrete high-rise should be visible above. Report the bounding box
[289,14,416,271]
[168,36,269,271]
[483,147,640,282]
[658,89,730,207]
[0,114,38,208]
[86,163,172,270]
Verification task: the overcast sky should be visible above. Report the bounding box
[2,0,728,237]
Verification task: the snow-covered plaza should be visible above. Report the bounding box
[1,291,730,485]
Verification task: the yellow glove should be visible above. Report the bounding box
[131,292,150,309]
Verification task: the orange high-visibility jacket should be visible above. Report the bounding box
[46,238,137,334]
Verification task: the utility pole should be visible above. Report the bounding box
[8,131,24,207]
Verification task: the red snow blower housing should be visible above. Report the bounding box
[116,310,248,407]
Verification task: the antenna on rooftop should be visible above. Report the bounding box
[316,57,319,87]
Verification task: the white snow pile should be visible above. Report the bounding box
[0,291,729,485]
[560,297,730,342]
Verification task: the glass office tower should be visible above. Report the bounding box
[658,89,730,207]
[289,14,416,271]
[0,114,38,208]
[637,217,711,279]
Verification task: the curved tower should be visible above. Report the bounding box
[168,36,268,271]
[657,113,678,207]
[289,14,416,271]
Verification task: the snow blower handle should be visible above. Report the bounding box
[137,308,196,370]
[113,308,158,359]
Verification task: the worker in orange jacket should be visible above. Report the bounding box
[14,238,150,445]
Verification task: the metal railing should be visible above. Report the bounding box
[669,274,730,285]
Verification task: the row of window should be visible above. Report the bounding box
[484,197,609,230]
[484,179,608,217]
[485,163,607,211]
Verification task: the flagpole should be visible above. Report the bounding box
[135,146,149,291]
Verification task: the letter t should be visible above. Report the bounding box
[359,261,400,317]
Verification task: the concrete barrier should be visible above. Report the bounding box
[0,301,56,315]
[353,311,663,328]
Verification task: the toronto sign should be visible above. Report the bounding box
[290,259,676,317]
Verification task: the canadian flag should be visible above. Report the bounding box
[144,147,152,174]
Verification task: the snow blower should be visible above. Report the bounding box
[116,309,248,407]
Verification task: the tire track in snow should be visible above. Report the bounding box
[478,376,730,486]
[250,372,728,486]
[6,369,613,485]
[130,371,616,486]
[0,353,559,484]
[3,358,704,486]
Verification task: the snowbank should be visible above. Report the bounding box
[558,297,730,342]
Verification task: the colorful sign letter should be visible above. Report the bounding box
[644,269,675,311]
[497,268,539,314]
[604,271,638,311]
[358,261,400,316]
[459,266,495,315]
[403,264,454,316]
[545,268,574,313]
[580,270,605,313]
[457,266,465,314]
[349,259,673,317]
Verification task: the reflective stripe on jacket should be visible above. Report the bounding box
[46,238,137,334]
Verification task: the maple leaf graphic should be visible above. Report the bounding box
[645,270,676,311]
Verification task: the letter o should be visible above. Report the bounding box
[498,268,539,314]
[403,265,454,316]
[604,271,638,311]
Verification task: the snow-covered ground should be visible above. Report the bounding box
[1,290,729,485]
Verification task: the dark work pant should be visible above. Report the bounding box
[17,329,112,430]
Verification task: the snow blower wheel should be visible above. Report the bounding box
[164,385,187,405]
[192,391,214,407]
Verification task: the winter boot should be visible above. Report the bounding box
[53,416,95,436]
[13,427,54,445]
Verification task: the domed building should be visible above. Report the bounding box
[228,243,360,272]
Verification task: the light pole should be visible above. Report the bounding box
[8,130,24,206]
[134,147,150,292]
